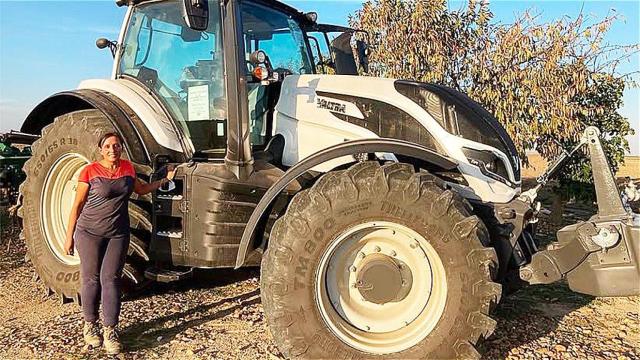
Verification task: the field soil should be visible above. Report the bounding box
[1,182,639,359]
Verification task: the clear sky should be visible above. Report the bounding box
[1,0,638,154]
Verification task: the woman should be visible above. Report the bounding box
[64,132,175,354]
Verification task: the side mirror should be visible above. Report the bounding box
[182,0,208,31]
[96,38,117,58]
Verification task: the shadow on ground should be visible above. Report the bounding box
[121,288,261,351]
[124,267,260,301]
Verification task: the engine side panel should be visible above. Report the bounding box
[274,75,520,203]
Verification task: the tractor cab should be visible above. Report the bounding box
[114,0,367,168]
[115,0,312,162]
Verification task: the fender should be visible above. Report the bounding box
[20,89,185,166]
[235,138,458,268]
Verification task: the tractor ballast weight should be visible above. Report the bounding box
[16,0,639,358]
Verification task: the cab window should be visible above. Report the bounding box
[241,2,313,147]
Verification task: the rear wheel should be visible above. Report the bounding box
[261,161,501,359]
[19,109,152,302]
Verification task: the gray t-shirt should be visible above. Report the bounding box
[76,160,135,237]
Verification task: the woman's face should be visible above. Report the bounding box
[100,136,123,162]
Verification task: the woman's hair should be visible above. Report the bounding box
[98,132,123,148]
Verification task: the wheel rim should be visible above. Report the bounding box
[41,153,89,266]
[315,221,447,354]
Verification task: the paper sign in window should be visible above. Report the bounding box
[188,85,210,121]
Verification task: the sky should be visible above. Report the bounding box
[0,0,638,155]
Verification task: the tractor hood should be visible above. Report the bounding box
[394,80,521,181]
[274,75,521,194]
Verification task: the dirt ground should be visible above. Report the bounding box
[1,186,639,360]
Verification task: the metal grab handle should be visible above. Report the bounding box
[158,180,176,193]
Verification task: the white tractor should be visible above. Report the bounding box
[16,0,639,358]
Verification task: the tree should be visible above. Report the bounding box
[350,0,637,181]
[563,74,633,182]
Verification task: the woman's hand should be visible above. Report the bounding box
[166,165,176,181]
[64,237,75,256]
[134,165,177,195]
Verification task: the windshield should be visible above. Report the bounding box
[118,0,227,154]
[117,0,313,154]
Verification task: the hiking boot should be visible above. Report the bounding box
[83,321,102,348]
[103,325,123,354]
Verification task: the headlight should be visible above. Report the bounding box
[462,147,511,184]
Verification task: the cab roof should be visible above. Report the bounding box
[120,0,309,22]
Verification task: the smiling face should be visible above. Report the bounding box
[99,135,123,163]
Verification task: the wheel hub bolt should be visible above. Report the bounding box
[374,246,381,252]
[390,250,397,257]
[350,265,357,272]
[358,252,365,259]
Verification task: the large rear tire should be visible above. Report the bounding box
[261,161,501,359]
[19,109,152,302]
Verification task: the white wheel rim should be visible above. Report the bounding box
[41,153,89,265]
[316,221,448,354]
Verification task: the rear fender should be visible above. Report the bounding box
[234,138,458,268]
[20,89,185,166]
[77,78,186,154]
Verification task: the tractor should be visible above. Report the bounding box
[0,131,36,206]
[16,0,639,358]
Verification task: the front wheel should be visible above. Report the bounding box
[261,162,502,359]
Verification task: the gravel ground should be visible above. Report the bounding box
[1,191,639,360]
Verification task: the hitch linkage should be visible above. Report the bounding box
[518,127,640,296]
